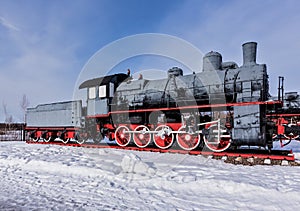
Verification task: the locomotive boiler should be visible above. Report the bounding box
[26,41,299,152]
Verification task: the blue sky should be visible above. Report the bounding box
[1,0,300,122]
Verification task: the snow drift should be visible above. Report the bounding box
[0,142,300,210]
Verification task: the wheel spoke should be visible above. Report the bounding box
[153,125,174,149]
[203,124,231,152]
[176,126,200,150]
[61,138,69,144]
[44,136,52,142]
[32,137,39,142]
[133,125,151,148]
[74,131,88,145]
[115,126,131,147]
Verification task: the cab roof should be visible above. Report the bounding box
[79,73,129,89]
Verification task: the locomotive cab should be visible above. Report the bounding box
[79,73,129,116]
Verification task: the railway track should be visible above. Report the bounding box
[26,141,299,166]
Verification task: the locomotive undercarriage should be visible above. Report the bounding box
[27,100,299,152]
[26,109,232,152]
[27,101,276,153]
[108,108,232,152]
[28,127,79,144]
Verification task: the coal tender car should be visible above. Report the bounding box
[26,101,83,143]
[26,42,300,152]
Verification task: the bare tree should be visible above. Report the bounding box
[20,94,29,123]
[2,102,14,131]
[3,102,13,123]
[3,101,7,118]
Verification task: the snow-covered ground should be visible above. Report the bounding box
[0,141,300,210]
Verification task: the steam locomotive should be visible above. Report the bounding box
[26,42,300,152]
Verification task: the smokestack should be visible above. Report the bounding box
[242,42,257,66]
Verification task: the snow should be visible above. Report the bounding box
[1,142,300,210]
[121,153,156,175]
[273,139,300,152]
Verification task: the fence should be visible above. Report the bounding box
[0,123,25,141]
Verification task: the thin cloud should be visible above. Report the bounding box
[0,16,19,31]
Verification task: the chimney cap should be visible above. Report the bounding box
[242,41,257,46]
